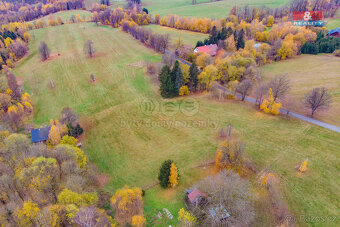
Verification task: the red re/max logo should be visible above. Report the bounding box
[293,11,324,21]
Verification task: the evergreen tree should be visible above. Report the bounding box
[174,63,184,95]
[237,29,245,50]
[195,40,204,48]
[171,61,183,96]
[165,76,176,98]
[233,30,238,42]
[158,160,173,188]
[159,65,176,98]
[209,26,218,44]
[226,27,233,39]
[188,62,199,92]
[220,27,227,40]
[159,65,170,85]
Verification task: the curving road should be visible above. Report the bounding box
[213,83,340,133]
[164,50,340,133]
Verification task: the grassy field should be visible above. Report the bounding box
[85,0,125,9]
[143,0,291,19]
[145,24,208,49]
[325,10,340,29]
[13,23,340,226]
[259,54,340,127]
[86,0,291,18]
[31,10,92,23]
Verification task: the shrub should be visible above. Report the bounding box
[67,124,84,138]
[179,85,189,96]
[301,36,340,54]
[333,49,340,57]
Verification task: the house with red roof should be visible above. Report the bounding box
[194,44,218,56]
[326,27,340,37]
[186,188,209,207]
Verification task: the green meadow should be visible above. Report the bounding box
[145,24,208,49]
[260,54,340,127]
[13,23,340,226]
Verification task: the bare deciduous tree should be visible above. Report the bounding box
[268,74,290,101]
[303,87,332,117]
[84,40,95,58]
[193,171,255,226]
[38,41,50,61]
[60,107,78,126]
[254,82,268,107]
[74,206,112,227]
[74,206,97,226]
[6,72,21,98]
[236,79,253,101]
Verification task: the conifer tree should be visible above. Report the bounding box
[169,162,179,187]
[174,67,184,95]
[188,62,199,92]
[159,65,171,97]
[158,160,173,188]
[237,29,245,50]
[159,65,177,98]
[171,61,183,96]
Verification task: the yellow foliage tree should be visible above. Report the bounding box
[58,188,98,207]
[15,201,40,226]
[198,64,218,90]
[179,85,190,96]
[299,158,308,173]
[215,150,223,169]
[6,59,14,68]
[4,37,13,47]
[180,64,190,84]
[169,162,179,187]
[76,14,82,22]
[6,88,12,95]
[195,53,211,68]
[110,186,143,225]
[260,88,282,115]
[49,124,61,145]
[131,215,146,227]
[60,135,78,146]
[65,204,79,223]
[44,204,66,227]
[225,34,236,52]
[74,147,87,169]
[23,32,31,42]
[215,139,247,175]
[178,208,196,226]
[267,15,274,27]
[261,173,276,186]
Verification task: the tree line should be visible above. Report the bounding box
[0,131,116,226]
[233,0,339,23]
[195,26,233,47]
[0,22,31,72]
[122,21,170,53]
[92,6,151,28]
[0,0,84,26]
